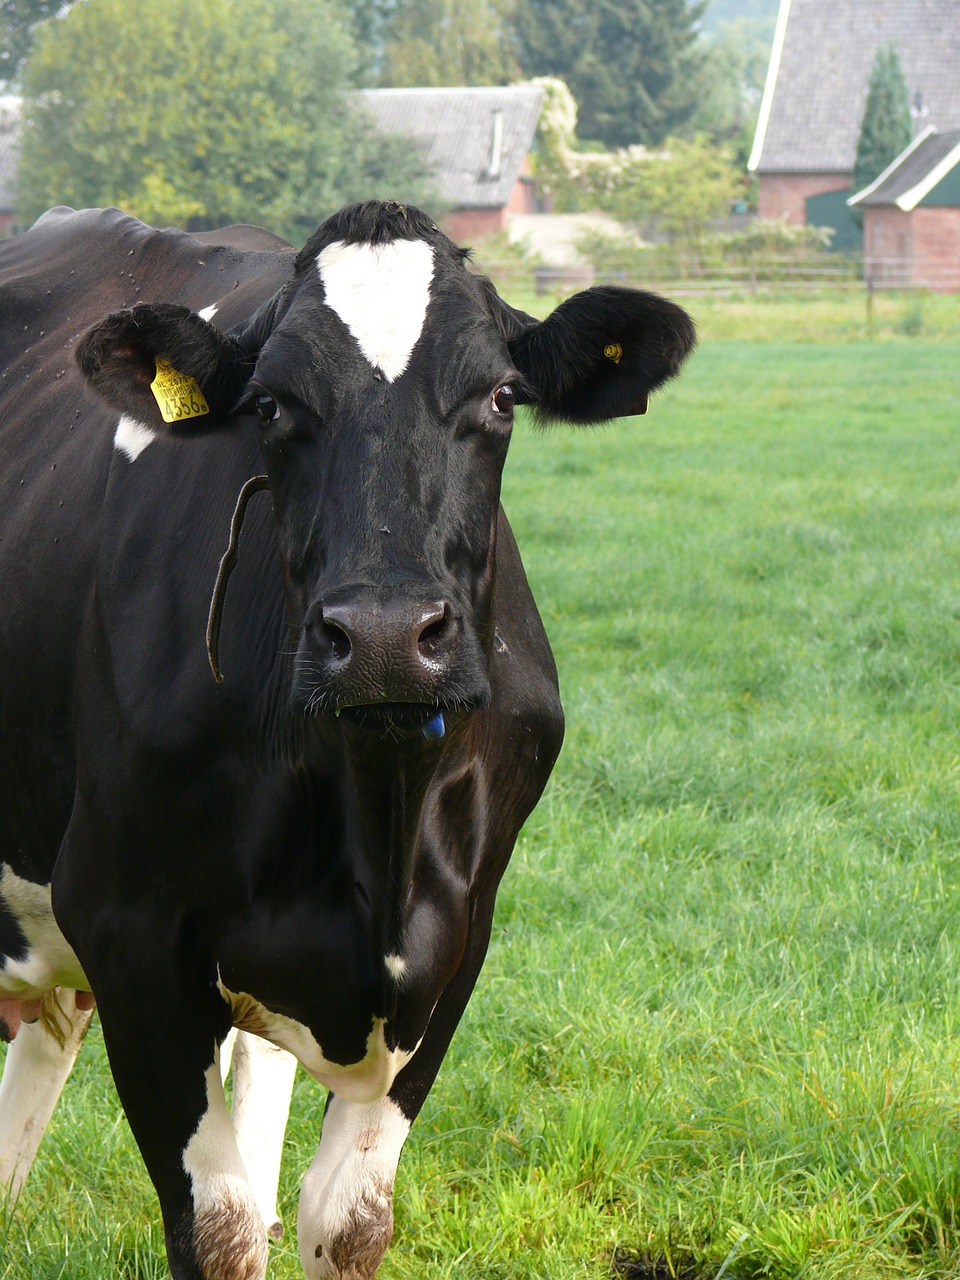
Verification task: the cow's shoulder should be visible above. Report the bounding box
[0,207,292,329]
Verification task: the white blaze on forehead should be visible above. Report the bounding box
[197,303,219,323]
[315,238,435,382]
[114,414,157,462]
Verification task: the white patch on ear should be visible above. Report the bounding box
[316,239,435,382]
[114,414,157,462]
[198,304,219,323]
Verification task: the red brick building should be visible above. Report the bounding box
[848,127,960,290]
[356,86,543,244]
[748,0,960,246]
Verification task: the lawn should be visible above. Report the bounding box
[4,310,960,1279]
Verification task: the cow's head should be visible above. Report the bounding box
[77,202,694,736]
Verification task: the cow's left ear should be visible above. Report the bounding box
[76,302,249,431]
[502,285,695,424]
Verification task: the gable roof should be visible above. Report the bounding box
[749,0,960,175]
[848,126,960,209]
[355,85,544,212]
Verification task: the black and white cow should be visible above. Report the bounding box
[0,201,694,1279]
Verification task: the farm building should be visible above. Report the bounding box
[848,127,960,291]
[749,0,960,244]
[355,85,544,244]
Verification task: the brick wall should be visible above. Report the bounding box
[864,206,960,291]
[863,207,913,286]
[757,173,851,224]
[912,207,960,290]
[439,207,506,244]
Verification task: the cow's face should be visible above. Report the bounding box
[77,202,695,735]
[243,209,520,729]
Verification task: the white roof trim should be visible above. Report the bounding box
[895,138,960,210]
[847,126,937,207]
[748,0,792,173]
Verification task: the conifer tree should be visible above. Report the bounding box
[853,43,912,194]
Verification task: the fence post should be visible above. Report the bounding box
[865,276,875,339]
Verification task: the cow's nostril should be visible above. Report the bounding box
[319,616,352,662]
[417,606,450,658]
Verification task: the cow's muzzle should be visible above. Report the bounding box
[296,589,489,726]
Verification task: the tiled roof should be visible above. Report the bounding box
[750,0,960,174]
[0,95,20,212]
[849,127,960,208]
[355,85,544,211]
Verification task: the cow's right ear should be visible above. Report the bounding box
[76,302,249,431]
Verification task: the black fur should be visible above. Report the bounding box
[75,302,250,431]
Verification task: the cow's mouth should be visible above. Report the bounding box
[336,703,445,736]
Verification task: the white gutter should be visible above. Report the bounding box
[748,0,792,172]
[895,138,960,210]
[847,126,936,207]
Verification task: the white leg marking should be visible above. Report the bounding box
[0,989,93,1196]
[182,1057,268,1280]
[297,1094,410,1280]
[315,239,435,382]
[227,1032,297,1240]
[113,414,157,462]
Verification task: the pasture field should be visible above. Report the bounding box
[4,306,960,1279]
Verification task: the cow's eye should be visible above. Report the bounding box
[492,385,515,416]
[255,394,280,424]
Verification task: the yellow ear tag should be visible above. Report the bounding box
[150,359,210,424]
[604,343,623,365]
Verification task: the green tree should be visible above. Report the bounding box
[853,43,912,195]
[512,0,707,148]
[379,0,518,87]
[0,0,59,84]
[17,0,434,242]
[690,15,774,157]
[608,136,742,268]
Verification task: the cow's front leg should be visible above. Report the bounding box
[297,1093,411,1280]
[221,1028,297,1240]
[0,989,94,1196]
[91,980,268,1280]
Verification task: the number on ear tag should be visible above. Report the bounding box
[151,359,210,423]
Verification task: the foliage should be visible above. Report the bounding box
[0,0,58,84]
[719,217,833,258]
[853,43,912,196]
[512,0,708,148]
[603,136,743,266]
[377,0,518,86]
[571,212,836,284]
[689,15,774,159]
[16,0,433,242]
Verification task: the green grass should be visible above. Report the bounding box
[5,314,960,1278]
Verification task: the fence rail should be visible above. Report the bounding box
[478,256,960,298]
